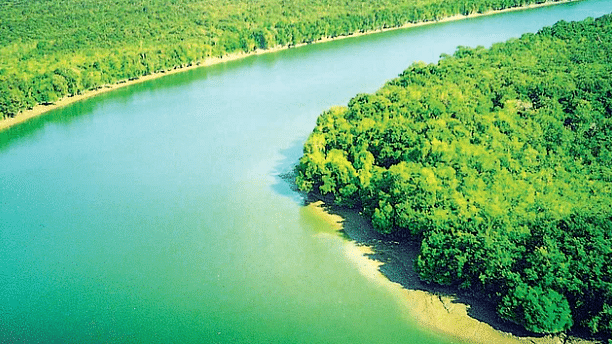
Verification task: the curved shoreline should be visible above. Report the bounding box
[306,201,597,344]
[0,0,575,133]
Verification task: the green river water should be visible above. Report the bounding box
[2,2,612,343]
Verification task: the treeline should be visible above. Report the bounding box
[296,15,612,337]
[1,0,569,119]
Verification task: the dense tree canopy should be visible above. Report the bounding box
[296,14,612,337]
[1,0,570,119]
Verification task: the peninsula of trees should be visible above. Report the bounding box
[296,14,612,337]
[1,0,570,120]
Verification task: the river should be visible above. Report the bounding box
[2,1,612,343]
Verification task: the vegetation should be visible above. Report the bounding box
[296,14,612,337]
[1,0,570,120]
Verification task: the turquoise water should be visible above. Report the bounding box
[2,1,612,343]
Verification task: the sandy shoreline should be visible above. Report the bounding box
[306,201,597,344]
[0,0,575,133]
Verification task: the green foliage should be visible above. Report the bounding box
[1,0,568,119]
[498,284,573,334]
[296,14,612,336]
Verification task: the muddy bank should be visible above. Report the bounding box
[305,200,598,344]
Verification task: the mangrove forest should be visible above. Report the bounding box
[296,14,612,337]
[1,0,571,119]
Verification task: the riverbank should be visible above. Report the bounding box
[306,200,599,344]
[0,0,576,133]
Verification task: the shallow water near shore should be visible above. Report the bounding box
[2,1,612,343]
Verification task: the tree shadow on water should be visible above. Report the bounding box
[269,138,308,204]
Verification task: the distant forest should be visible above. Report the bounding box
[296,14,612,337]
[1,0,569,119]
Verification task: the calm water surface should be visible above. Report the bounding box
[2,1,612,343]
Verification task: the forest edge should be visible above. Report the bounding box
[0,0,574,133]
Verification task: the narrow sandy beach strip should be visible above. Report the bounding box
[306,201,596,344]
[0,0,574,133]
